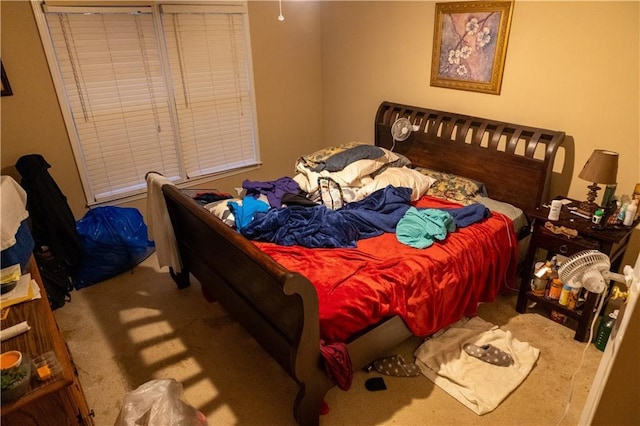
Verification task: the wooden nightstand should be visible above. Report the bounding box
[516,198,638,342]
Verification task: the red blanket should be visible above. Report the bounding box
[255,196,518,342]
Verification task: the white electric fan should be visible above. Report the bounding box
[390,117,415,151]
[558,250,632,295]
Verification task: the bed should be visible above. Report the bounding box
[158,101,565,425]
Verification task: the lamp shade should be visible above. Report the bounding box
[578,150,618,184]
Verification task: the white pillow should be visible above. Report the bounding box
[204,198,241,227]
[356,167,436,201]
[329,149,399,185]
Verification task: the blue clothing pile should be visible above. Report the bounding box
[241,186,412,248]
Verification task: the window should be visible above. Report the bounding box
[32,2,259,204]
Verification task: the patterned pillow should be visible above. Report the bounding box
[321,145,386,172]
[415,167,486,206]
[302,142,366,167]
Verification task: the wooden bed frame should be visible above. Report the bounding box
[161,101,565,425]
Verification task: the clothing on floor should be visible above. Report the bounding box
[414,317,539,415]
[320,341,352,391]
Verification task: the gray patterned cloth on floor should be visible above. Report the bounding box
[373,354,421,377]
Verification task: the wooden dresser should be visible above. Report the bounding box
[1,256,93,425]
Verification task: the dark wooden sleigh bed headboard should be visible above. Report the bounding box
[375,101,565,214]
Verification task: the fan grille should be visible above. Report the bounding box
[391,118,413,142]
[558,250,610,287]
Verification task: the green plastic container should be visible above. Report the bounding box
[594,310,618,351]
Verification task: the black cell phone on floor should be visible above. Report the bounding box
[365,377,387,391]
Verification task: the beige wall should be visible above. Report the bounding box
[1,0,86,210]
[1,1,639,264]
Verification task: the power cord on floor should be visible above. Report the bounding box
[499,213,519,293]
[555,290,605,425]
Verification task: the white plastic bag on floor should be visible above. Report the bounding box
[115,379,207,426]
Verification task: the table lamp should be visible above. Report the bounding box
[577,149,618,215]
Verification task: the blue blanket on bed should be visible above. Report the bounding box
[240,186,412,248]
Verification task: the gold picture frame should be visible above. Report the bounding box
[430,1,514,95]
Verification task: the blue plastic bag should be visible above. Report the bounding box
[75,206,155,289]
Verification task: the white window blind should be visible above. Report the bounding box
[161,6,257,178]
[36,2,258,204]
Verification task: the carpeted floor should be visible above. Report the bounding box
[54,252,602,425]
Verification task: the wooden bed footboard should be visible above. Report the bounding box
[162,184,332,425]
[162,185,413,425]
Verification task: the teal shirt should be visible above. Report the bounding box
[396,207,455,249]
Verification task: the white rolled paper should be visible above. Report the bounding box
[1,321,31,342]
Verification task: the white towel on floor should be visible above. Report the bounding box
[414,316,539,415]
[146,173,182,273]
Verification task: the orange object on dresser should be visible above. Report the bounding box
[0,350,22,370]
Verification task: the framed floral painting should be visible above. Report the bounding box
[430,1,514,95]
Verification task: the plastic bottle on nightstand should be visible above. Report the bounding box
[548,278,563,301]
[617,195,630,222]
[558,283,572,306]
[548,200,562,221]
[594,310,618,351]
[531,262,549,296]
[623,200,638,226]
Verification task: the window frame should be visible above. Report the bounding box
[31,0,261,205]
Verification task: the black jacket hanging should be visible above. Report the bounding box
[16,154,84,269]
